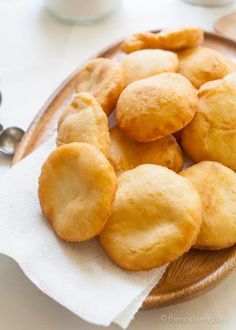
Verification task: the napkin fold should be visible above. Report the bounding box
[0,138,168,328]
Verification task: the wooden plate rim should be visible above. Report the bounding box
[12,31,236,309]
[214,12,236,41]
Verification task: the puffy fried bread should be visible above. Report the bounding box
[100,164,202,271]
[178,47,236,88]
[109,126,183,174]
[121,49,178,84]
[76,58,125,116]
[57,92,110,156]
[181,161,236,250]
[181,73,236,170]
[121,27,203,54]
[116,72,198,142]
[38,143,117,242]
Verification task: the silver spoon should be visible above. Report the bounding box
[0,92,25,156]
[0,127,25,156]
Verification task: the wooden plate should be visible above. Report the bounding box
[214,12,236,41]
[12,31,236,309]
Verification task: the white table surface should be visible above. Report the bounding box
[1,0,236,329]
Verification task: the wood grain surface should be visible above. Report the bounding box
[214,12,236,41]
[12,31,236,309]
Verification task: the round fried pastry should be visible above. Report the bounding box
[178,47,236,88]
[121,27,203,54]
[38,143,117,242]
[181,73,236,170]
[181,161,236,250]
[57,92,110,156]
[116,72,198,142]
[76,58,125,116]
[100,164,202,271]
[109,126,183,174]
[121,49,178,84]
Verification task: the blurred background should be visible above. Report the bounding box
[0,0,235,167]
[0,0,235,145]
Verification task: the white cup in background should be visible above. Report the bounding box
[45,0,122,24]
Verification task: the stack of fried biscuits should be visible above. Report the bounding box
[38,26,236,271]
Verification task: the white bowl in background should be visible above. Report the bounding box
[183,0,235,6]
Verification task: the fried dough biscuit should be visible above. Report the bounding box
[178,47,236,88]
[181,161,236,250]
[116,72,198,142]
[57,93,110,156]
[181,73,236,170]
[109,126,183,174]
[38,143,117,242]
[76,58,125,116]
[121,49,178,84]
[121,27,203,54]
[99,164,202,271]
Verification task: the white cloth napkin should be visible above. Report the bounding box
[0,138,168,328]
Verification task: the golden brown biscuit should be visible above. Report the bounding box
[181,161,236,250]
[109,126,183,174]
[121,49,178,84]
[57,93,110,156]
[178,47,236,88]
[181,73,236,170]
[100,164,202,271]
[121,27,203,54]
[38,143,117,242]
[116,72,198,142]
[76,58,125,116]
